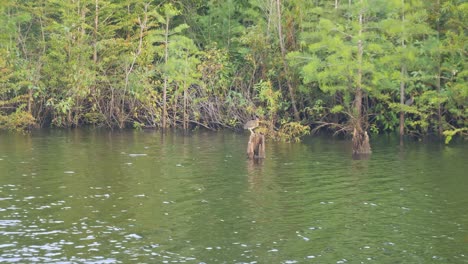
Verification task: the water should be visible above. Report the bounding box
[0,129,467,263]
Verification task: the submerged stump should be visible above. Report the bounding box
[352,128,372,155]
[247,133,265,159]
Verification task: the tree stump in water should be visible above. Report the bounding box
[352,128,371,155]
[247,133,265,159]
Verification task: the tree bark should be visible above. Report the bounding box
[28,89,33,114]
[399,0,406,138]
[247,133,266,159]
[437,68,442,136]
[183,88,188,130]
[436,0,443,137]
[352,1,371,155]
[399,65,406,137]
[93,0,98,64]
[276,0,300,121]
[162,13,170,129]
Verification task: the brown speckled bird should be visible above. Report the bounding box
[243,118,259,135]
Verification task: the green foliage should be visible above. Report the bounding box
[255,80,282,118]
[0,110,35,132]
[330,105,344,114]
[0,0,465,143]
[198,47,233,96]
[373,102,399,133]
[277,122,311,143]
[132,121,144,130]
[83,112,106,126]
[443,128,468,144]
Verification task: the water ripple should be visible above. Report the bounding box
[0,131,466,263]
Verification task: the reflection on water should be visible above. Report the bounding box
[0,129,467,263]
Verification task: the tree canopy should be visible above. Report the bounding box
[0,0,466,145]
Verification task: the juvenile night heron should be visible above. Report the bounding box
[243,118,259,135]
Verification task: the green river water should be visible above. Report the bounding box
[0,129,467,263]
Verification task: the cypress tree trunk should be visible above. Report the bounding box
[399,0,406,139]
[437,68,442,136]
[93,0,98,64]
[162,14,170,129]
[28,88,32,114]
[399,65,406,138]
[352,2,371,155]
[276,0,300,121]
[436,0,443,137]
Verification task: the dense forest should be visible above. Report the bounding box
[0,0,466,151]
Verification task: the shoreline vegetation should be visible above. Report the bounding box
[1,1,466,150]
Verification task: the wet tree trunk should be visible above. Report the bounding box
[353,127,371,155]
[247,133,266,159]
[352,3,371,155]
[353,86,371,155]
